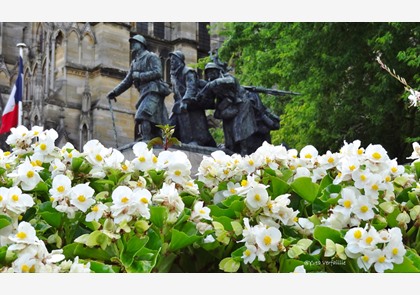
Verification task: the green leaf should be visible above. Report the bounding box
[120,236,149,267]
[89,261,118,273]
[126,247,160,273]
[0,214,12,230]
[71,157,84,172]
[38,201,63,228]
[219,257,240,273]
[269,175,290,196]
[414,161,420,180]
[168,229,201,252]
[290,176,319,203]
[148,169,165,187]
[62,243,115,262]
[313,225,345,246]
[149,206,168,228]
[208,205,236,218]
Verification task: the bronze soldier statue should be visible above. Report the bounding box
[107,34,170,141]
[198,62,258,155]
[169,50,216,147]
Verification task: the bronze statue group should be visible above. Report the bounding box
[107,34,280,156]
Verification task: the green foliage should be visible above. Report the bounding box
[216,22,420,162]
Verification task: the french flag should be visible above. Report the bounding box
[0,51,23,134]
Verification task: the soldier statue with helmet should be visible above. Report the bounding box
[168,50,216,147]
[197,62,258,155]
[107,34,171,141]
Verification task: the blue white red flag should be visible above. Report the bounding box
[0,52,23,134]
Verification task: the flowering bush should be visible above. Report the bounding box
[1,125,420,273]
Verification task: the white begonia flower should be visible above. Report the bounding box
[180,179,200,196]
[396,212,411,230]
[242,244,257,264]
[407,142,420,160]
[295,217,314,236]
[359,227,381,250]
[334,186,358,217]
[69,183,96,213]
[255,226,282,252]
[245,183,269,211]
[364,144,389,164]
[152,182,184,223]
[6,125,33,153]
[203,234,215,244]
[69,256,91,273]
[240,154,262,174]
[0,187,8,210]
[166,161,191,184]
[110,185,135,220]
[353,195,375,221]
[344,227,366,257]
[49,174,72,204]
[370,248,394,273]
[222,181,241,198]
[5,186,34,215]
[131,141,156,171]
[8,221,38,247]
[388,227,403,244]
[293,265,306,273]
[238,217,256,245]
[357,249,375,272]
[49,158,67,178]
[339,139,364,158]
[60,142,81,164]
[191,201,212,221]
[236,174,260,196]
[299,144,318,168]
[9,158,43,191]
[386,158,405,177]
[294,166,311,179]
[384,240,406,265]
[85,202,109,222]
[407,88,420,108]
[12,253,38,273]
[104,148,125,170]
[33,130,57,158]
[318,150,340,170]
[132,188,152,219]
[351,169,372,190]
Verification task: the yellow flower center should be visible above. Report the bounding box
[0,195,2,202]
[199,209,206,214]
[328,157,334,164]
[121,196,129,203]
[349,165,356,171]
[95,154,103,162]
[360,205,369,213]
[392,248,398,255]
[362,255,369,262]
[40,143,47,151]
[244,249,251,257]
[263,235,272,245]
[223,169,229,175]
[360,174,367,181]
[304,153,312,159]
[241,180,248,187]
[26,170,34,178]
[391,167,398,173]
[12,194,19,202]
[343,200,352,208]
[121,164,128,171]
[248,159,254,165]
[357,149,364,155]
[152,155,158,164]
[365,236,373,245]
[57,185,65,193]
[378,256,386,263]
[21,264,30,273]
[372,152,381,160]
[354,230,362,239]
[371,184,379,191]
[140,197,148,204]
[4,151,10,156]
[254,194,261,201]
[78,195,86,202]
[230,188,237,194]
[138,156,146,162]
[17,231,27,239]
[92,205,99,212]
[174,170,182,176]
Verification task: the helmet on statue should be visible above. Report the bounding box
[129,34,147,48]
[169,50,185,62]
[204,62,222,72]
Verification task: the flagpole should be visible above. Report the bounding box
[16,43,26,127]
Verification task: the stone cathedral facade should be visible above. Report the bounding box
[0,22,223,150]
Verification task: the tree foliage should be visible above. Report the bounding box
[214,22,420,162]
